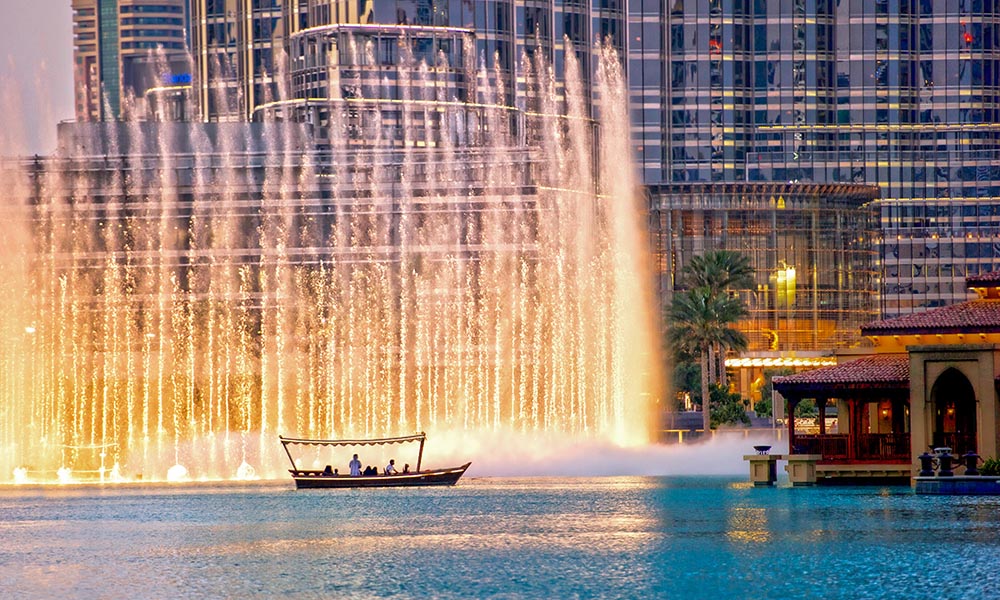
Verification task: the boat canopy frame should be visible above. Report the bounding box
[279,433,427,472]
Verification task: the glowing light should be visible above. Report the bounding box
[235,461,258,480]
[775,261,797,309]
[12,467,29,484]
[57,467,74,485]
[725,356,836,368]
[167,465,190,482]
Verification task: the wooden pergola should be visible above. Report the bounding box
[773,354,911,464]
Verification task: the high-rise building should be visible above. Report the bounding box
[191,1,626,125]
[630,0,1000,318]
[649,182,880,402]
[189,0,285,121]
[72,0,190,121]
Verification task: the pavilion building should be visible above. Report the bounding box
[773,270,1000,484]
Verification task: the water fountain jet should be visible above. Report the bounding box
[0,42,661,482]
[57,467,74,485]
[13,467,28,484]
[235,461,258,481]
[166,464,189,482]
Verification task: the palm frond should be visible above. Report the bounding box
[681,250,755,295]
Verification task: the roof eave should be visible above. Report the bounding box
[862,326,1000,336]
[774,381,909,395]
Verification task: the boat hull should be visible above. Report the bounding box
[290,462,471,489]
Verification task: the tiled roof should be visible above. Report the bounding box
[967,270,1000,286]
[861,299,1000,336]
[773,354,909,395]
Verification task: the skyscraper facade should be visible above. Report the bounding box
[630,0,1000,317]
[650,182,879,354]
[72,0,190,121]
[189,0,284,121]
[191,1,627,125]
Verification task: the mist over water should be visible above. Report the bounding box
[438,432,786,478]
[0,43,661,483]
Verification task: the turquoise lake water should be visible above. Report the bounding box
[2,477,999,599]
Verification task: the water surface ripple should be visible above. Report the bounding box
[1,476,998,599]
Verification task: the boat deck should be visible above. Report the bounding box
[290,462,471,489]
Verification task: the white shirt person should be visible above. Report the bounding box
[385,459,398,475]
[349,454,362,476]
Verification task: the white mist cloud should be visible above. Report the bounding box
[421,429,789,477]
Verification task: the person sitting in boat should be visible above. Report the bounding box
[363,465,375,476]
[349,454,362,476]
[385,459,398,475]
[322,464,333,476]
[403,463,410,474]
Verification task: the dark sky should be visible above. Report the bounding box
[0,1,74,154]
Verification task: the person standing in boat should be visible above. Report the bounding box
[385,459,398,475]
[349,454,362,476]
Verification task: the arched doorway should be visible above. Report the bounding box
[929,368,977,453]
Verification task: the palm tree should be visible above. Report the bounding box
[681,250,754,383]
[668,287,748,431]
[668,250,753,431]
[682,251,755,298]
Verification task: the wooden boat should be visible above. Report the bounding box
[279,432,471,489]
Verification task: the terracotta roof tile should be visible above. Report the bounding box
[773,354,909,394]
[967,270,1000,286]
[861,299,1000,336]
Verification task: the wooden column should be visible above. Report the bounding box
[787,397,800,454]
[891,394,906,433]
[847,399,859,461]
[818,398,827,436]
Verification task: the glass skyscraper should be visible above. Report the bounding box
[71,0,190,121]
[192,1,626,125]
[189,0,284,121]
[630,0,1000,317]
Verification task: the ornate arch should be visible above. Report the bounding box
[929,367,977,453]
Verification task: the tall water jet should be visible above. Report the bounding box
[0,41,661,482]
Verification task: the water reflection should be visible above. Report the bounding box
[5,478,1000,598]
[725,506,771,544]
